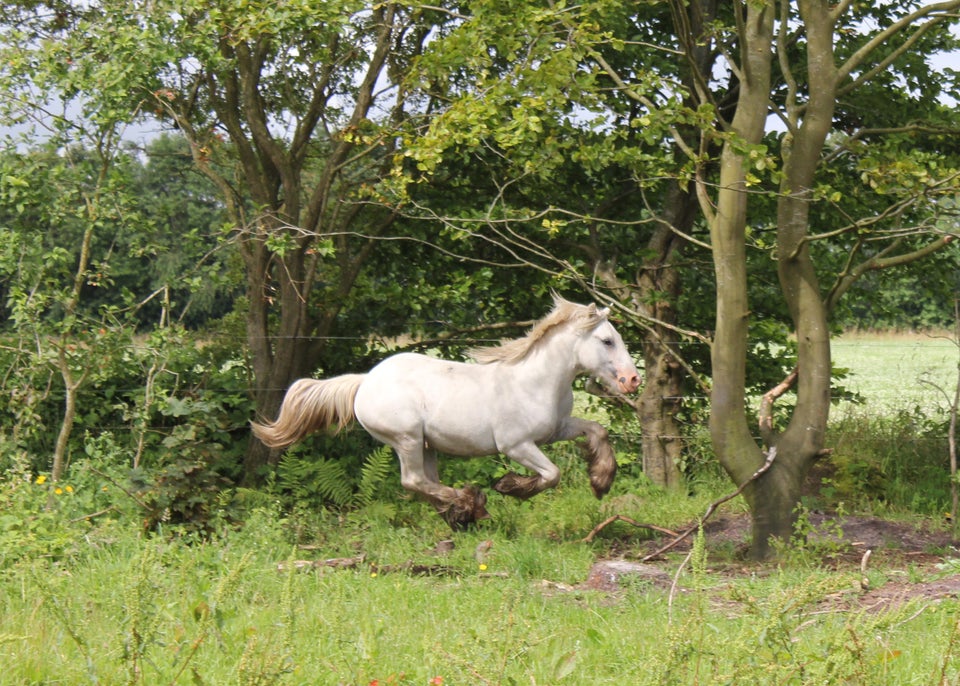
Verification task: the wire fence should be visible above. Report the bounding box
[4,333,957,441]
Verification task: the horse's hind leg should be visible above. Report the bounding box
[395,440,489,530]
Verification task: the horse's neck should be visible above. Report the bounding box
[511,331,581,398]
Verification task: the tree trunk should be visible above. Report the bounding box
[743,444,804,559]
[241,239,321,480]
[634,182,698,489]
[741,0,838,550]
[52,194,98,482]
[637,351,684,488]
[704,2,775,558]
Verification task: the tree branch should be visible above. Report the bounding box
[640,447,778,562]
[836,1,960,95]
[759,368,798,446]
[825,235,955,315]
[581,516,680,544]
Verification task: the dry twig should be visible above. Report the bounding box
[581,515,680,543]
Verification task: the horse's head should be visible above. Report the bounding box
[576,305,641,394]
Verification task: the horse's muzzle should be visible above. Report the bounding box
[617,372,641,394]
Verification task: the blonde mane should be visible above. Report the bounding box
[468,297,608,365]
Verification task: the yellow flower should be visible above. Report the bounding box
[35,475,47,485]
[54,487,63,495]
[478,564,488,571]
[65,485,73,493]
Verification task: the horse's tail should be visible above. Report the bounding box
[251,374,366,448]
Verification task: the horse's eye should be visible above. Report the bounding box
[601,338,614,347]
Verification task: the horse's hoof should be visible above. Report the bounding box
[439,485,489,530]
[580,434,617,499]
[590,474,614,499]
[494,472,542,499]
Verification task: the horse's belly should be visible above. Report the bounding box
[421,420,499,457]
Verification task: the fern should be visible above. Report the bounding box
[277,452,354,507]
[275,445,395,509]
[356,446,396,506]
[312,460,355,507]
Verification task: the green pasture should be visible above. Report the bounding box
[832,332,957,417]
[2,495,959,686]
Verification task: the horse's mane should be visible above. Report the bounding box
[468,296,608,365]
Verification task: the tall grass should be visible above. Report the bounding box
[2,500,958,685]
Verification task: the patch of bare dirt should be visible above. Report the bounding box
[579,513,960,612]
[638,511,956,560]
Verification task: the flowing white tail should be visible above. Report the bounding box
[250,374,365,448]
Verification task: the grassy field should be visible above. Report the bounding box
[3,498,959,686]
[832,332,958,417]
[2,335,959,685]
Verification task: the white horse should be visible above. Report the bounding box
[252,297,641,529]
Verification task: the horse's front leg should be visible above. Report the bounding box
[494,443,561,500]
[395,438,489,530]
[556,417,617,498]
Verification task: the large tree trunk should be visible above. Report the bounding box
[743,1,837,552]
[241,239,318,480]
[708,1,840,558]
[621,0,719,489]
[705,2,775,558]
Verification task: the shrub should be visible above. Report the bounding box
[823,409,950,513]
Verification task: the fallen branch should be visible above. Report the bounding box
[640,447,778,562]
[277,555,457,577]
[581,515,680,543]
[89,467,151,510]
[278,555,366,572]
[68,506,117,523]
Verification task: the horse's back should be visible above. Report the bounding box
[354,352,500,455]
[364,352,484,387]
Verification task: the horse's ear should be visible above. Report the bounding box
[597,306,610,318]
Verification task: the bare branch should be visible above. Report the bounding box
[640,447,778,562]
[825,235,956,314]
[759,368,798,446]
